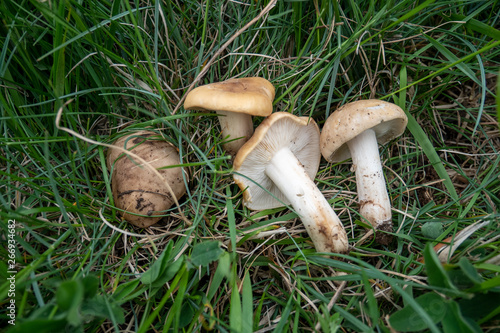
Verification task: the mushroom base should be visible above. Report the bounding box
[375,220,393,245]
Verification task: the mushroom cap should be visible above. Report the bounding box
[183,77,275,117]
[233,112,321,210]
[320,99,408,162]
[106,131,187,228]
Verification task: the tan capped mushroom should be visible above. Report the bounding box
[233,112,348,254]
[320,99,407,245]
[184,77,275,156]
[107,131,187,228]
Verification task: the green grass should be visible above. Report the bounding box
[1,0,500,332]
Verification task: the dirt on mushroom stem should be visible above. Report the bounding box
[320,100,407,245]
[347,128,393,244]
[233,112,349,254]
[264,147,349,254]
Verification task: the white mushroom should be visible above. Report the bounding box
[233,112,348,254]
[320,99,408,244]
[184,77,275,156]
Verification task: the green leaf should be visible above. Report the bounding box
[458,258,482,285]
[446,270,475,290]
[458,291,500,322]
[424,243,457,291]
[113,279,143,304]
[190,241,224,267]
[81,275,99,300]
[153,256,185,288]
[81,295,125,324]
[442,300,482,333]
[421,222,444,239]
[178,302,195,328]
[207,252,231,302]
[389,293,448,332]
[140,241,173,285]
[56,280,83,313]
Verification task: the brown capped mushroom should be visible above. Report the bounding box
[233,112,348,254]
[106,131,187,228]
[320,99,408,245]
[184,77,275,156]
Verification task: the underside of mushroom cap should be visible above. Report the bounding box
[233,112,321,210]
[184,77,275,117]
[320,99,408,162]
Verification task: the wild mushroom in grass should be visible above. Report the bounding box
[320,100,407,245]
[184,77,275,156]
[233,112,348,254]
[107,131,187,228]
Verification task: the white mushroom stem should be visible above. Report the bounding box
[264,147,348,253]
[217,111,253,157]
[345,128,392,234]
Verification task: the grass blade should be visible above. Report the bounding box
[230,268,242,332]
[449,13,500,41]
[423,34,480,86]
[137,264,187,333]
[241,274,253,333]
[404,112,459,201]
[396,67,459,201]
[272,294,294,333]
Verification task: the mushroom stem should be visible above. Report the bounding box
[264,147,348,253]
[217,111,254,156]
[346,128,392,242]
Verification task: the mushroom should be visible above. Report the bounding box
[184,77,275,156]
[233,112,348,254]
[106,131,187,228]
[320,99,408,245]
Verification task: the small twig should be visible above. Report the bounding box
[437,149,500,157]
[314,280,347,332]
